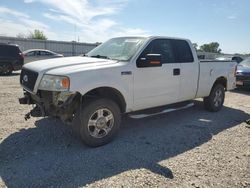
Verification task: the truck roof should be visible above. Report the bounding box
[113,36,190,42]
[148,36,189,41]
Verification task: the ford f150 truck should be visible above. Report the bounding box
[19,36,237,147]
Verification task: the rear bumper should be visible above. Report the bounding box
[236,75,250,88]
[236,83,250,88]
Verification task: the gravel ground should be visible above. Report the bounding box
[0,72,249,188]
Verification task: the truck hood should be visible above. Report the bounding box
[23,56,119,74]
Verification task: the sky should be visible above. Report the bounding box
[0,0,249,54]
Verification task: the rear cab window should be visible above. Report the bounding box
[171,40,194,63]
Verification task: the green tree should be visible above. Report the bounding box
[28,29,47,40]
[200,42,221,53]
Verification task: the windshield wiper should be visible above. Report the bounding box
[90,55,110,59]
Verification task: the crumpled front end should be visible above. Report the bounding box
[19,67,81,122]
[19,90,81,122]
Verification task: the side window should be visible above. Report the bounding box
[45,51,53,56]
[40,51,47,56]
[36,51,41,56]
[26,51,36,56]
[139,39,175,64]
[171,40,194,63]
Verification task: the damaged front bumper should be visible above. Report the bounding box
[19,90,81,121]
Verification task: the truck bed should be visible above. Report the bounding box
[196,60,236,98]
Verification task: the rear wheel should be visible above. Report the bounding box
[204,84,225,112]
[72,98,121,147]
[0,63,12,75]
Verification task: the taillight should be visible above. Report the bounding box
[19,52,24,59]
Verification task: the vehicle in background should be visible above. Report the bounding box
[19,36,236,147]
[232,56,244,64]
[197,54,205,60]
[0,43,24,75]
[216,56,244,64]
[236,58,250,88]
[23,49,63,63]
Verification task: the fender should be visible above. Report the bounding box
[69,69,133,112]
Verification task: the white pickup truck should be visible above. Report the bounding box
[19,36,236,147]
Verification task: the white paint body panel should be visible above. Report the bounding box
[21,36,236,113]
[133,63,181,110]
[196,61,236,98]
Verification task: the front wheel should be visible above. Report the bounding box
[72,98,121,147]
[203,84,225,112]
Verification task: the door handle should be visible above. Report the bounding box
[173,68,180,76]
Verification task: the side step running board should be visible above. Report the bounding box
[129,102,194,119]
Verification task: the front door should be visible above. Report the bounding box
[133,39,181,110]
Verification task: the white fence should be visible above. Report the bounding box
[197,51,248,60]
[0,36,99,56]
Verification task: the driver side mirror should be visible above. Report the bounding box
[136,54,162,68]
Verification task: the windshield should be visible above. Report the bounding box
[87,37,147,61]
[239,58,250,67]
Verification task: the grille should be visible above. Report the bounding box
[20,69,38,91]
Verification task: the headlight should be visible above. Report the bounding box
[38,75,70,91]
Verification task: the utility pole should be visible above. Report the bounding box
[74,24,76,42]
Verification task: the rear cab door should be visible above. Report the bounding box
[173,40,199,101]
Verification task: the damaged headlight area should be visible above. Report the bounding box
[38,75,70,91]
[19,90,81,122]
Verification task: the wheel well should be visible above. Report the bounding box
[213,77,227,90]
[83,87,126,113]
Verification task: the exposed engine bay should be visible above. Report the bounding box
[19,90,81,122]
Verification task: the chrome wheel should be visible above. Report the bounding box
[87,108,114,138]
[213,89,223,107]
[204,84,225,112]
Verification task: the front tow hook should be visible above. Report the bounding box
[24,104,45,120]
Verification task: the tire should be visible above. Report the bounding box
[203,84,225,112]
[72,98,121,147]
[0,63,12,75]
